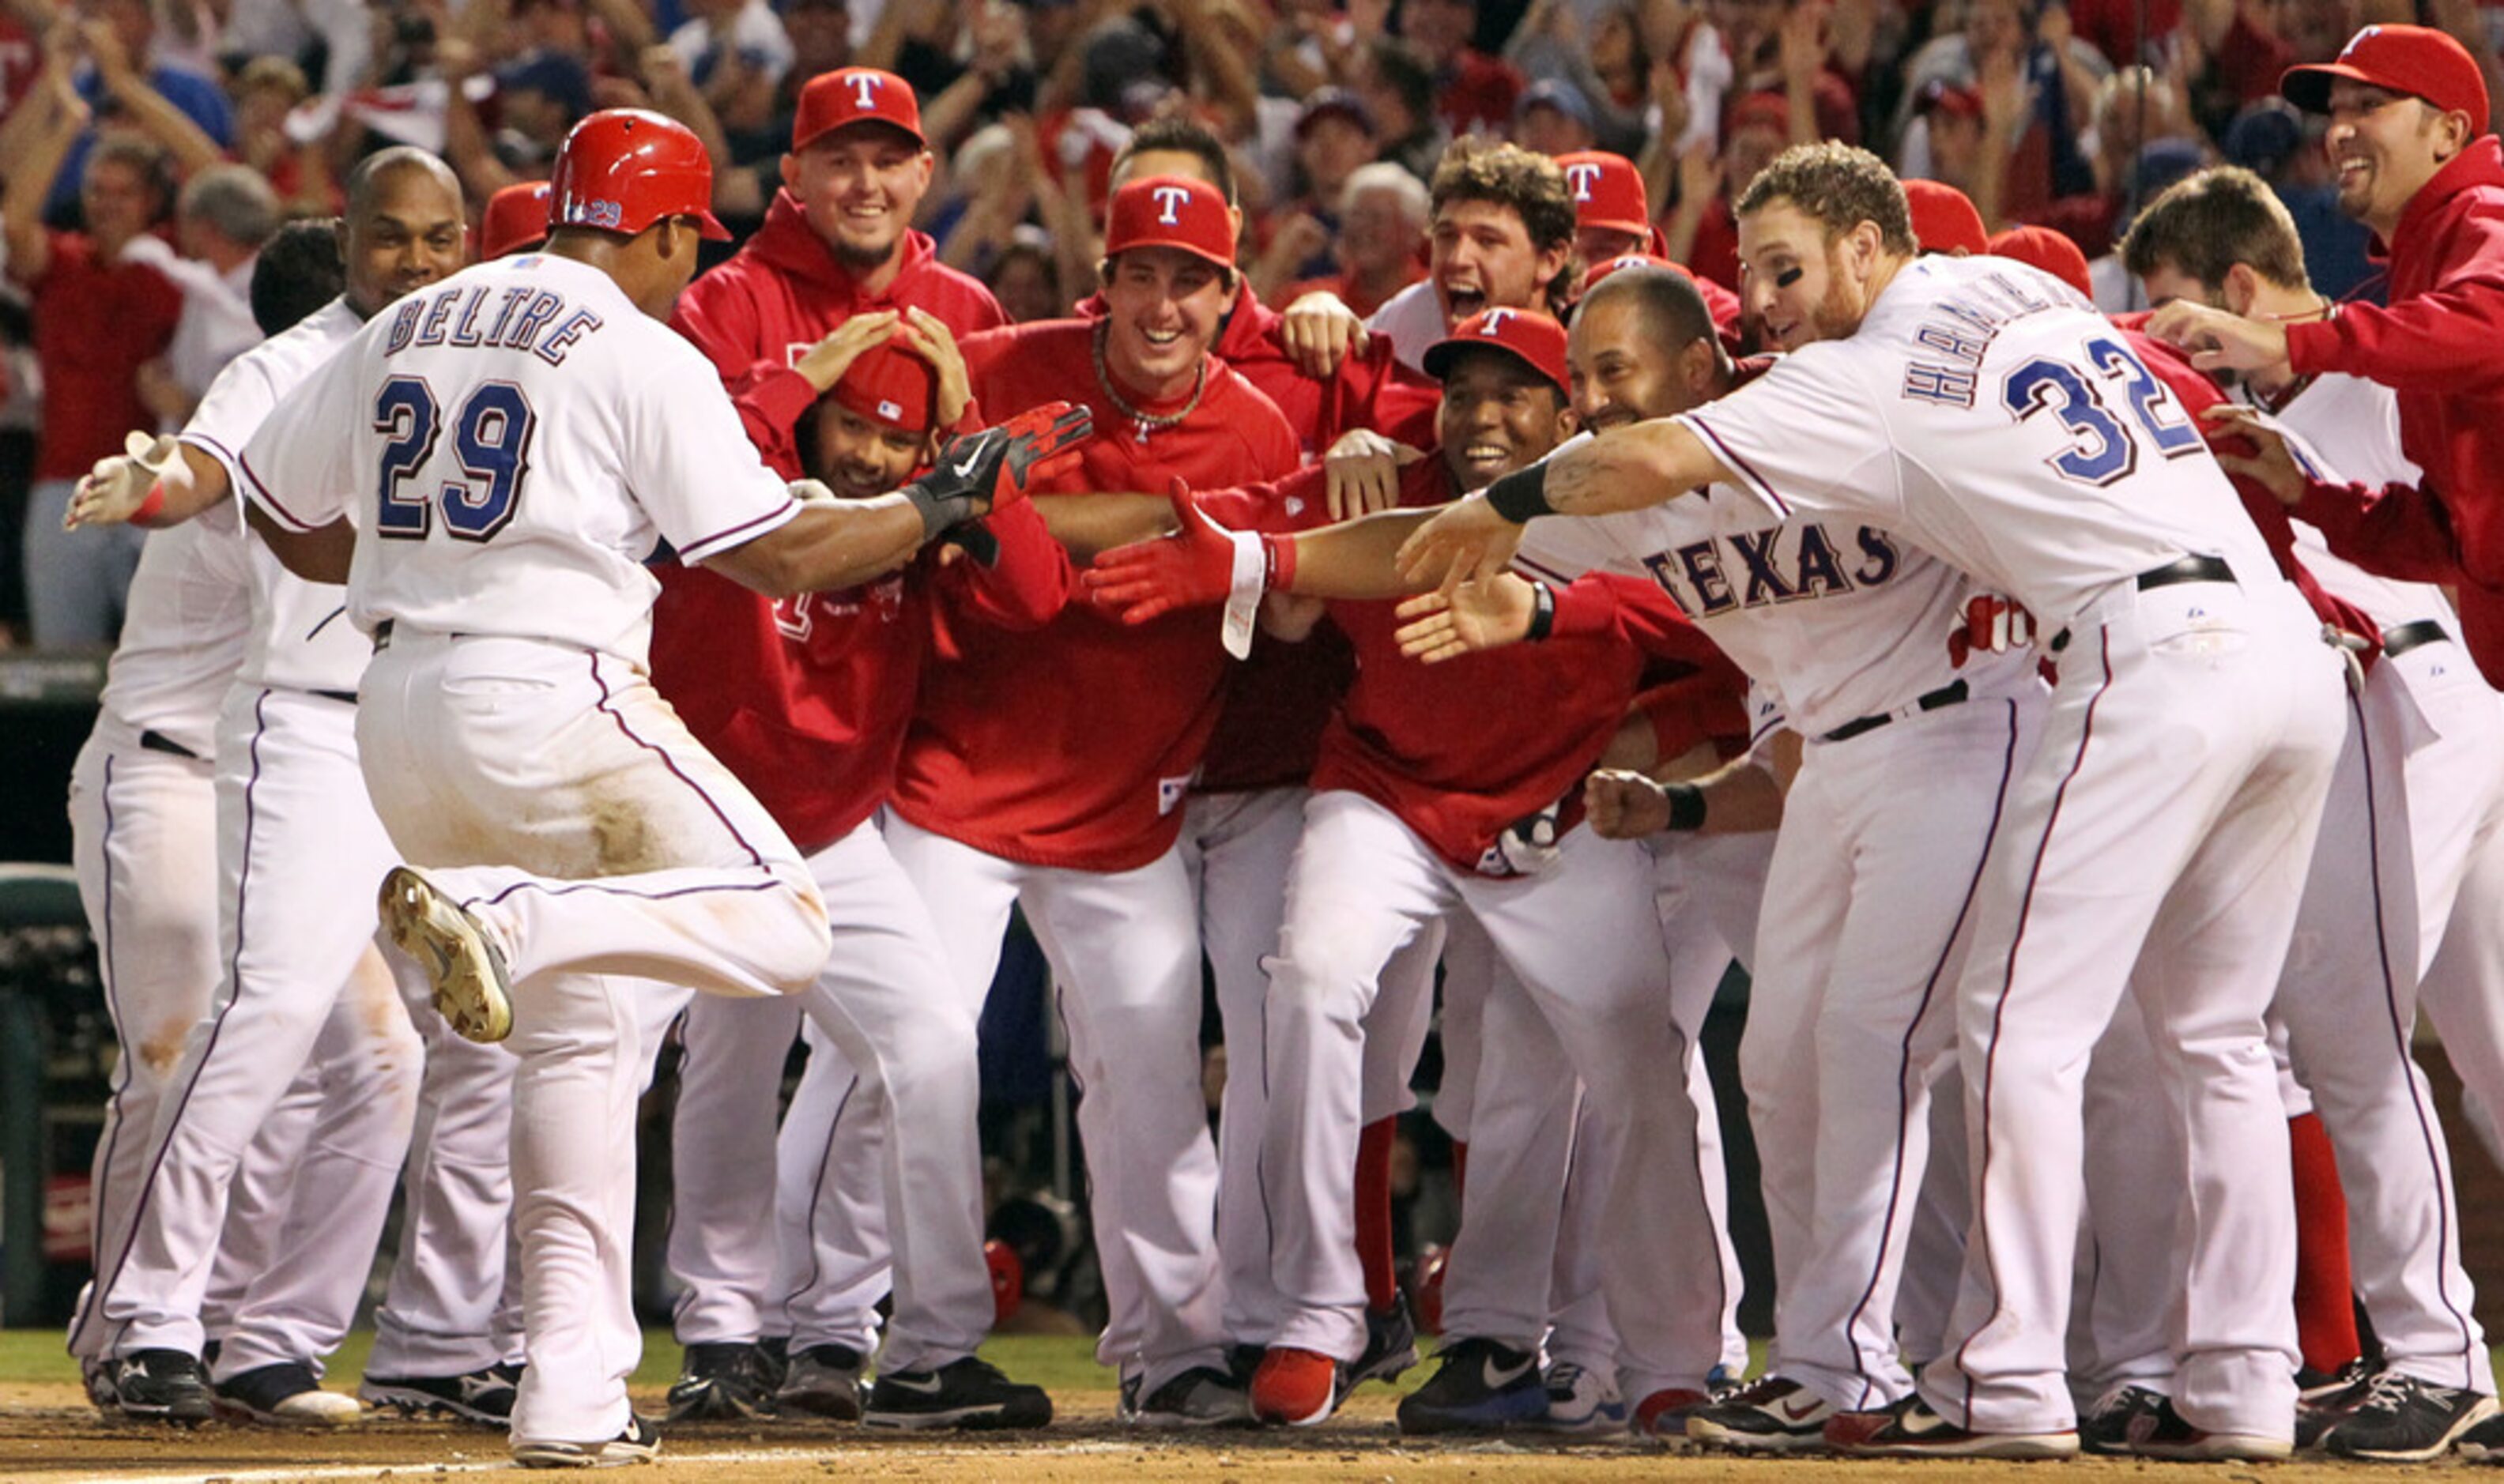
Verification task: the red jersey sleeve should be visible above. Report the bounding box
[2284,239,2504,392]
[936,496,1073,631]
[2293,476,2468,586]
[1545,570,1726,672]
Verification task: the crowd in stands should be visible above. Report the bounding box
[0,0,2453,646]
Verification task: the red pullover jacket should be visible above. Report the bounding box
[2285,134,2504,685]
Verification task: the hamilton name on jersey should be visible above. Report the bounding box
[383,269,605,367]
[1635,512,1903,619]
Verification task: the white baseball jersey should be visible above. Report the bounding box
[1515,486,2039,738]
[94,509,253,756]
[238,254,801,661]
[1679,256,2282,621]
[183,298,375,695]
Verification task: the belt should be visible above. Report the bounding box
[2382,618,2450,658]
[2135,554,2236,592]
[1820,678,1970,744]
[315,689,358,705]
[2053,556,2244,653]
[138,729,202,761]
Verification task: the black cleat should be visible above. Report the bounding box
[665,1341,778,1422]
[359,1365,518,1426]
[864,1356,1052,1430]
[114,1349,215,1426]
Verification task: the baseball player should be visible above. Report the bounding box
[641,316,1063,1429]
[1086,308,1737,1434]
[2124,166,2504,1458]
[2144,24,2504,688]
[883,171,1299,1425]
[1399,142,2348,1459]
[652,65,1007,1422]
[1552,150,1667,279]
[70,149,472,1429]
[1388,262,2050,1448]
[1069,123,1432,1394]
[228,108,1074,1465]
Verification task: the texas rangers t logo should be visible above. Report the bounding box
[1563,164,1601,203]
[1480,308,1517,337]
[847,72,883,109]
[1152,186,1194,225]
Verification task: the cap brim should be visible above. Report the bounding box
[1578,214,1652,237]
[1104,239,1237,273]
[794,115,927,154]
[2280,62,2364,113]
[1421,337,1564,395]
[697,209,733,241]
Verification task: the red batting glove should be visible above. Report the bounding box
[1948,593,2036,669]
[1084,480,1289,625]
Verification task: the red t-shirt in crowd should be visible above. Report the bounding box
[26,232,183,481]
[889,319,1303,871]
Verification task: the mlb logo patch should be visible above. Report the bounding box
[878,398,903,420]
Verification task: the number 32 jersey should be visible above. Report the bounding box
[1678,254,2286,627]
[241,254,801,664]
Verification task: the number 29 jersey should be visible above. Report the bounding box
[239,254,802,665]
[1678,254,2287,627]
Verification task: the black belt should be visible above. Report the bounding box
[315,689,358,705]
[1820,679,1970,744]
[2135,554,2236,592]
[2382,618,2450,658]
[138,729,202,761]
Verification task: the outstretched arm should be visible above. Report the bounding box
[1394,422,1731,589]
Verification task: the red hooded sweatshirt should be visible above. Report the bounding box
[2285,134,2504,685]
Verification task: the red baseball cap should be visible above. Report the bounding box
[1103,174,1236,269]
[481,179,552,258]
[831,335,937,434]
[1903,178,1989,256]
[1988,224,2092,297]
[794,67,926,153]
[1555,150,1651,236]
[1579,250,1681,297]
[2283,24,2489,136]
[1423,307,1569,395]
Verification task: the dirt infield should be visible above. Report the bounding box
[0,1380,2479,1483]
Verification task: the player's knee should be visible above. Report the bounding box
[752,876,836,993]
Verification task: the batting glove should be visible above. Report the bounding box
[900,401,1092,538]
[70,431,183,529]
[1083,480,1295,657]
[1481,794,1566,877]
[1947,593,2035,669]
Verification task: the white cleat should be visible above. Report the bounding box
[515,1414,662,1468]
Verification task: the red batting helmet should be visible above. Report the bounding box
[550,108,731,242]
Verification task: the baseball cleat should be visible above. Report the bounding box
[1117,1365,1254,1427]
[664,1342,778,1422]
[359,1365,519,1426]
[1825,1395,2078,1460]
[113,1349,217,1426]
[2078,1382,2168,1455]
[379,866,513,1043]
[2321,1370,2497,1462]
[1684,1373,1836,1451]
[862,1356,1052,1430]
[1249,1347,1345,1426]
[1528,1360,1628,1436]
[1395,1337,1548,1435]
[81,1358,118,1413]
[213,1362,361,1426]
[1631,1384,1714,1441]
[1349,1295,1419,1388]
[774,1343,867,1422]
[513,1412,660,1467]
[2457,1409,2504,1460]
[2109,1393,2291,1462]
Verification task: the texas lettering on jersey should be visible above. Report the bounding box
[1637,520,1903,617]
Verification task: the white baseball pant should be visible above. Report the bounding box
[366,1017,523,1380]
[1745,693,2038,1411]
[93,689,422,1363]
[769,1011,888,1355]
[357,631,832,1448]
[1922,579,2345,1440]
[1263,789,1724,1397]
[882,813,1226,1392]
[666,992,803,1345]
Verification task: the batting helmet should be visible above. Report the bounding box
[549,108,730,242]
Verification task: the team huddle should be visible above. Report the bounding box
[51,15,2504,1471]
